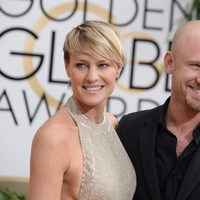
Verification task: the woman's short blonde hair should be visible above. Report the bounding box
[63,20,126,69]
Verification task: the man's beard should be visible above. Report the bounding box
[185,95,200,112]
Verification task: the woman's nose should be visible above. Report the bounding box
[86,67,99,82]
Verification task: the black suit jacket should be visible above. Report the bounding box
[118,103,200,200]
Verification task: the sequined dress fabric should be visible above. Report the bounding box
[66,96,136,200]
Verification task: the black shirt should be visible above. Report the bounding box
[155,100,200,200]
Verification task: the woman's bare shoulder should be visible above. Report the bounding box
[32,106,77,150]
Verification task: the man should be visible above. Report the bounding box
[118,20,200,200]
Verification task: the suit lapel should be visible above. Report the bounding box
[176,146,200,200]
[139,118,161,200]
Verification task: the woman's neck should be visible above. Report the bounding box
[74,97,105,123]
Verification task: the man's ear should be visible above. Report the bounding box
[164,51,173,75]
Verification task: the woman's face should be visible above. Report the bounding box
[66,53,121,109]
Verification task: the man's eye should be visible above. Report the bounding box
[191,63,200,69]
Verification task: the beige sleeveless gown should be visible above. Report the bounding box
[66,96,136,200]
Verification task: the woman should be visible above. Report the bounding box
[29,20,136,200]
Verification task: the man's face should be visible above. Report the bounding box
[166,30,200,112]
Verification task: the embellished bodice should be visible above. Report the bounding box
[66,96,136,200]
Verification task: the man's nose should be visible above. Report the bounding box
[196,76,200,83]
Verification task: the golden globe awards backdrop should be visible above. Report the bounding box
[0,0,190,178]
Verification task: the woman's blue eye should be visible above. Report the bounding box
[99,63,109,68]
[76,63,86,69]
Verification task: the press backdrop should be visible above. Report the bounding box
[0,0,191,178]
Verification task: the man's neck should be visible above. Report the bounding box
[165,99,200,156]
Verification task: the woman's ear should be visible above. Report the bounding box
[64,59,71,77]
[116,66,123,79]
[164,51,174,75]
